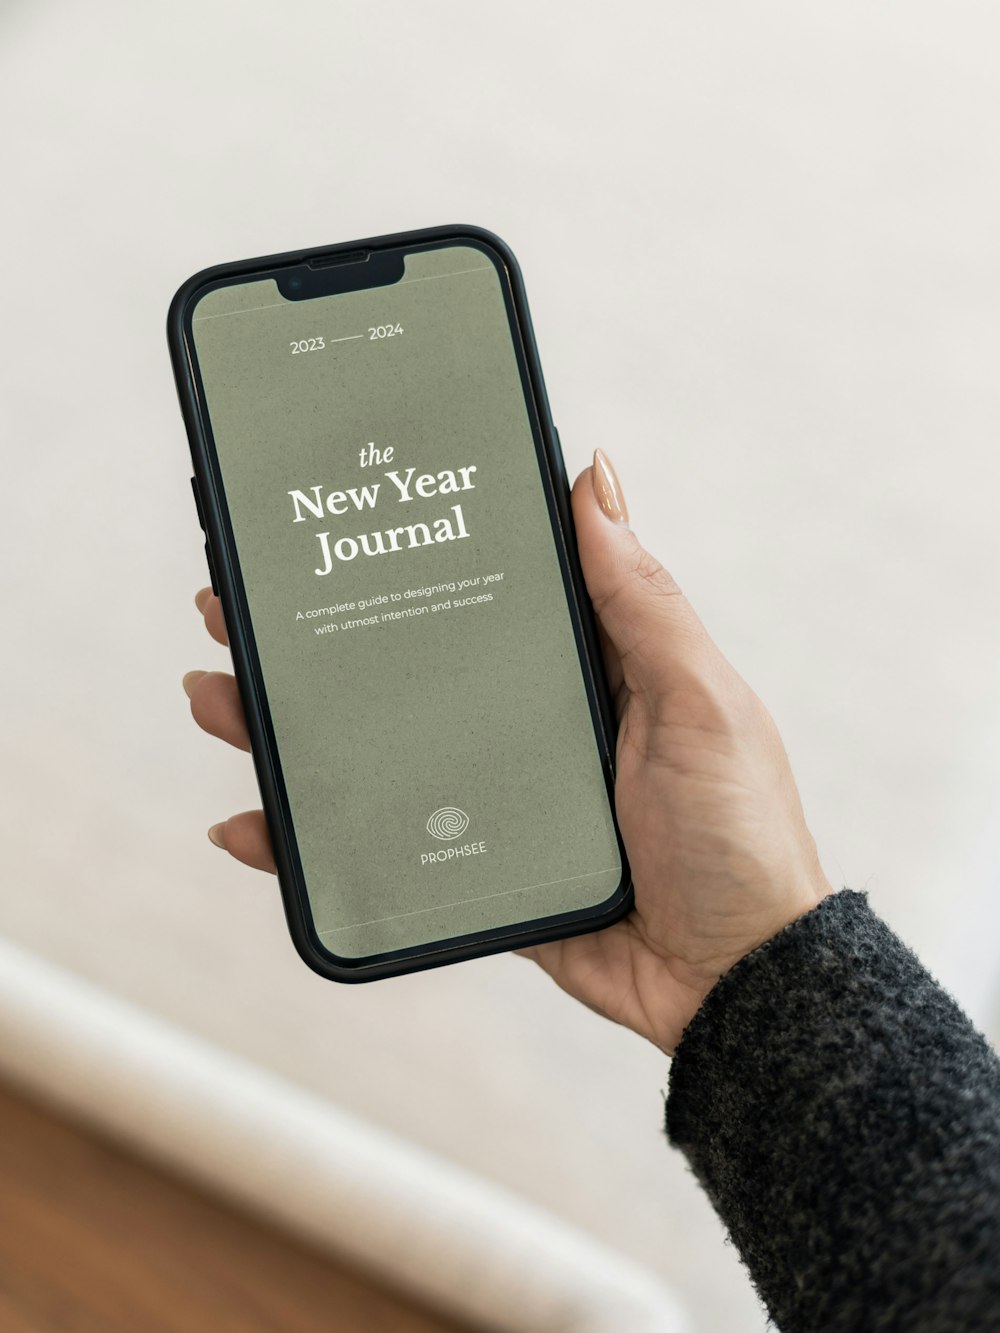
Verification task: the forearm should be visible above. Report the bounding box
[665,890,1000,1332]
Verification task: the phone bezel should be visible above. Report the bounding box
[167,224,633,982]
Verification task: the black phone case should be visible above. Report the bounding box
[167,224,633,981]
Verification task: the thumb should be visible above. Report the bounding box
[571,450,710,688]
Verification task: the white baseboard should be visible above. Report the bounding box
[0,938,688,1333]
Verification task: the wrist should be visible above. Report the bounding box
[664,877,832,1052]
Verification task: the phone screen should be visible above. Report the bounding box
[188,241,623,960]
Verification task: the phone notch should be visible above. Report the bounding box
[277,247,405,301]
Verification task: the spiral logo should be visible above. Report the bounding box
[426,807,470,841]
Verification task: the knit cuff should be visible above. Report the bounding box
[665,889,1000,1332]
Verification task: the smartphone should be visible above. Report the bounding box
[168,225,631,982]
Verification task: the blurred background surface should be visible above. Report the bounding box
[1,2,999,1328]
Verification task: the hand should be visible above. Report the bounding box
[184,449,830,1054]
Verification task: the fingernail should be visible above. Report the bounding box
[207,823,226,849]
[182,670,207,698]
[195,588,212,613]
[593,449,629,525]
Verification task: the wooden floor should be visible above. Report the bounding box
[0,1081,474,1333]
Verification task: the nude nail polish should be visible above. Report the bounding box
[207,824,226,849]
[593,449,629,525]
[182,670,206,698]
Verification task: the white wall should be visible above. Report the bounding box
[2,3,999,1328]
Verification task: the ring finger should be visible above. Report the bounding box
[183,670,251,752]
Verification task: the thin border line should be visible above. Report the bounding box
[317,865,622,938]
[397,264,492,285]
[191,265,493,323]
[193,299,287,322]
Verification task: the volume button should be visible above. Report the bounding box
[204,541,219,596]
[190,476,208,532]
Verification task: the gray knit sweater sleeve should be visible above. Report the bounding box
[665,890,1000,1332]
